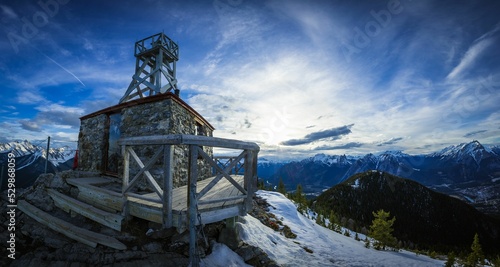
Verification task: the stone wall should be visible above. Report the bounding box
[78,114,107,172]
[78,95,214,188]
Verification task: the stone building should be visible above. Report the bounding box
[77,93,214,186]
[77,33,215,187]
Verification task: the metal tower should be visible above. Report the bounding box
[119,33,179,103]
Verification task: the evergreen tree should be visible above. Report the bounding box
[444,252,455,267]
[329,210,337,230]
[491,255,500,267]
[293,184,307,212]
[368,209,397,250]
[257,179,265,190]
[466,233,484,267]
[315,213,322,225]
[277,177,287,195]
[364,237,370,248]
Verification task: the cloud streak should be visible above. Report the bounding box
[314,142,364,150]
[281,124,354,146]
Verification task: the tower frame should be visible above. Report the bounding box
[120,33,179,103]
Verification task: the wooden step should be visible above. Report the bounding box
[48,189,124,231]
[66,177,115,187]
[66,177,123,212]
[18,200,127,250]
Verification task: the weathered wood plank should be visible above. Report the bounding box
[188,145,198,265]
[18,200,127,250]
[76,185,123,212]
[122,145,130,194]
[118,134,259,151]
[48,189,123,231]
[198,195,246,205]
[196,148,246,198]
[205,151,247,196]
[66,177,114,187]
[163,144,174,228]
[126,147,164,199]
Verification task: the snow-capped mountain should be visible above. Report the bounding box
[0,140,75,190]
[0,140,75,167]
[265,140,500,214]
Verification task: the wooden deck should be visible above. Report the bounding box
[67,175,247,232]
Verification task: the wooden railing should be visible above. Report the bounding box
[117,134,259,229]
[213,156,245,175]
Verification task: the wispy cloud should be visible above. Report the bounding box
[0,4,18,19]
[377,137,404,147]
[314,142,364,150]
[446,24,500,80]
[463,130,487,138]
[17,91,48,105]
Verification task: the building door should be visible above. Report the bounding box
[105,113,121,175]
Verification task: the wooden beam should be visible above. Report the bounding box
[122,145,130,194]
[244,150,255,212]
[118,134,259,151]
[48,189,123,231]
[188,144,199,267]
[197,148,247,198]
[18,200,127,250]
[125,147,164,199]
[163,145,174,228]
[198,195,246,206]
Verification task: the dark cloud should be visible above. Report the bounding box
[19,120,42,132]
[36,110,81,128]
[243,118,252,129]
[463,130,487,138]
[280,124,354,146]
[314,142,363,150]
[377,137,403,146]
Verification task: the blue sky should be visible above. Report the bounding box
[0,0,499,160]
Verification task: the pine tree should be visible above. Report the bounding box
[444,252,455,267]
[315,213,322,225]
[368,209,397,250]
[466,233,484,267]
[293,184,307,212]
[491,255,500,267]
[328,210,337,230]
[364,237,370,248]
[277,177,287,195]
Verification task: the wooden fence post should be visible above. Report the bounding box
[188,145,199,267]
[163,145,173,228]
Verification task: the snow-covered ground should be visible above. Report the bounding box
[225,190,445,267]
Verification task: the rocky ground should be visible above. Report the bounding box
[1,171,282,267]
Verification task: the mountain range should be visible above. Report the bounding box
[0,140,75,190]
[259,140,500,215]
[314,170,500,255]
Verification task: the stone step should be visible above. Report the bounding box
[47,189,124,231]
[18,200,127,250]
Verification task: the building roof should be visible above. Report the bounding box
[80,93,215,131]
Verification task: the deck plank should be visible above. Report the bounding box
[64,175,248,231]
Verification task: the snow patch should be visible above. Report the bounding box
[352,178,360,189]
[237,190,445,267]
[201,242,251,267]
